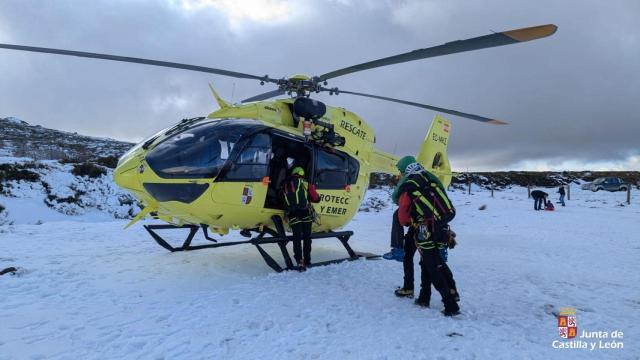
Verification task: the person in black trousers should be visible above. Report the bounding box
[557,185,566,206]
[283,167,320,269]
[531,190,548,211]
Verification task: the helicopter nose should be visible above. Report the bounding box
[113,158,145,193]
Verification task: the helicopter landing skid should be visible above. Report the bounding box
[142,223,378,273]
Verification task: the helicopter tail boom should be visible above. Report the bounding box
[369,149,400,176]
[369,115,453,187]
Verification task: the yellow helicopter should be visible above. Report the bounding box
[0,24,557,271]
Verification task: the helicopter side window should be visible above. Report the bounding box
[224,133,271,181]
[315,148,348,190]
[347,156,360,184]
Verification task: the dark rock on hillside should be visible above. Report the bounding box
[371,171,640,190]
[1,117,133,161]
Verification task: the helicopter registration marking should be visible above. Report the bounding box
[432,133,448,146]
[339,120,367,140]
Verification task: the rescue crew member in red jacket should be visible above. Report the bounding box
[396,157,460,316]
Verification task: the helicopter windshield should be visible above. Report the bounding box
[146,119,264,179]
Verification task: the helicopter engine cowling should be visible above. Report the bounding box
[293,97,326,120]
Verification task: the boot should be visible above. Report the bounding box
[382,247,404,261]
[442,299,460,316]
[443,308,461,317]
[382,248,395,260]
[392,247,405,262]
[414,289,430,307]
[297,259,306,272]
[394,287,414,298]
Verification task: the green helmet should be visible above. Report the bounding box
[291,166,305,176]
[396,155,416,173]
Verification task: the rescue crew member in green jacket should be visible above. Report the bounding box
[283,166,320,269]
[395,156,460,316]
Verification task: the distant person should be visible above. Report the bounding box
[283,166,320,270]
[544,200,555,211]
[557,185,566,207]
[531,190,548,211]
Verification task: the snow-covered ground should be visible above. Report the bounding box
[0,187,638,359]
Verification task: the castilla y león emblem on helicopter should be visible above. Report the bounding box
[241,185,253,205]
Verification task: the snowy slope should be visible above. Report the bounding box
[0,187,637,359]
[0,160,140,225]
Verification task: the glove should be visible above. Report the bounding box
[447,229,457,249]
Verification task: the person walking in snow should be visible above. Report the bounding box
[531,190,548,211]
[383,159,447,262]
[557,185,566,207]
[393,155,460,316]
[283,166,320,270]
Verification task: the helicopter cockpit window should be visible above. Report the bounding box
[145,120,261,179]
[223,133,271,181]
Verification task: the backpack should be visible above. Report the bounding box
[403,171,456,227]
[283,177,310,214]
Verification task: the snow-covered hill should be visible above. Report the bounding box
[0,117,139,224]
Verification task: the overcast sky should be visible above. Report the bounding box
[1,0,638,171]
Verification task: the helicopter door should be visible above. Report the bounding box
[313,147,359,221]
[264,132,313,210]
[214,132,271,207]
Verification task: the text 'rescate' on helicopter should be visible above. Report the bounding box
[0,24,557,271]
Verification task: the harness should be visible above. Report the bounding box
[283,177,312,225]
[405,172,454,225]
[404,171,455,251]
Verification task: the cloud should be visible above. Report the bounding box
[511,154,640,172]
[176,0,300,29]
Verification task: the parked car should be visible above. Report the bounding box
[588,177,629,192]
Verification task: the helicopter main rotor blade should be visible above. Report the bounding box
[319,24,557,81]
[320,87,507,125]
[0,43,278,83]
[241,89,286,103]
